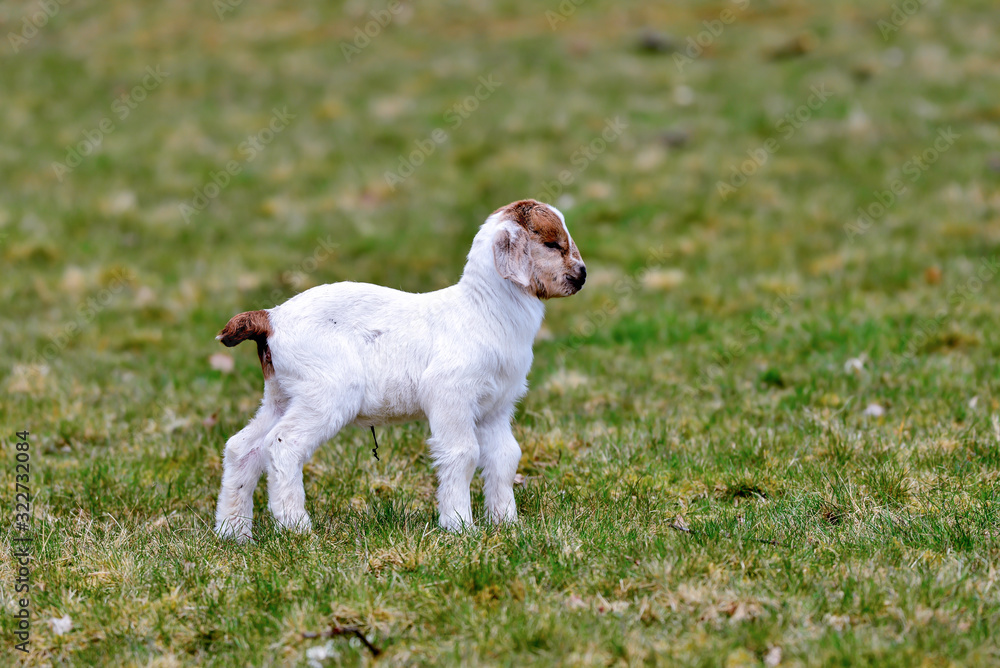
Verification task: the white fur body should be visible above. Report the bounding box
[215,201,584,541]
[270,278,543,429]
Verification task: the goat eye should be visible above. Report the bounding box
[544,241,562,250]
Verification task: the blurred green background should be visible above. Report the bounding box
[1,0,999,665]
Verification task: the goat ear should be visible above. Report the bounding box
[493,227,532,288]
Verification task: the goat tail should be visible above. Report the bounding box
[217,309,274,378]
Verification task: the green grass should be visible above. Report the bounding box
[2,0,1000,665]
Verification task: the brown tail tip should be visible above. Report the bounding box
[218,309,272,347]
[218,309,275,379]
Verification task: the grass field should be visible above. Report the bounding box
[2,0,999,665]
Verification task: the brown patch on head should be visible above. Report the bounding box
[217,309,274,379]
[499,200,567,246]
[493,200,586,299]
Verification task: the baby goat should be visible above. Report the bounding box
[215,199,586,542]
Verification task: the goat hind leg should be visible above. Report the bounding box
[215,382,285,542]
[266,405,351,534]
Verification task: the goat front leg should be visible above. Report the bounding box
[477,411,521,525]
[427,405,480,532]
